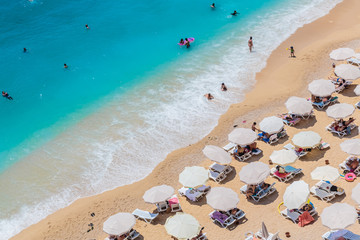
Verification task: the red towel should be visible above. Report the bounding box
[168,197,179,206]
[298,211,314,227]
[274,171,290,178]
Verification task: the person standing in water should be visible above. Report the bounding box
[248,36,253,52]
[64,63,68,69]
[179,38,184,45]
[85,24,90,29]
[231,10,238,16]
[23,48,27,53]
[221,83,227,91]
[211,3,215,8]
[185,38,190,48]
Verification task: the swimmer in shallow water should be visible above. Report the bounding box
[231,10,238,16]
[2,91,13,100]
[248,36,253,52]
[204,93,214,100]
[211,3,215,8]
[85,24,90,29]
[23,48,27,53]
[221,83,227,91]
[179,38,184,45]
[64,63,68,69]
[184,38,190,48]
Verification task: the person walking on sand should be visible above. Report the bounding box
[289,46,295,58]
[248,36,253,52]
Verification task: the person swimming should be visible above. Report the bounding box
[179,38,184,45]
[221,83,227,91]
[2,91,13,100]
[64,63,68,69]
[231,10,238,16]
[85,24,90,29]
[23,48,27,53]
[184,38,190,48]
[204,93,214,100]
[211,3,215,8]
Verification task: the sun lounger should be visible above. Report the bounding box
[226,208,246,221]
[156,201,169,212]
[168,195,182,212]
[356,102,360,109]
[315,181,344,196]
[178,187,205,202]
[126,229,140,240]
[241,183,276,202]
[281,209,301,223]
[209,210,236,228]
[283,143,307,157]
[256,232,280,240]
[196,185,211,194]
[252,148,262,155]
[339,158,360,176]
[317,141,330,150]
[209,170,226,183]
[210,163,233,175]
[282,117,301,126]
[278,129,287,138]
[327,123,357,137]
[235,151,252,161]
[284,166,302,176]
[270,167,294,182]
[223,142,236,153]
[132,209,159,223]
[269,134,279,145]
[194,233,208,240]
[323,230,360,240]
[347,58,360,66]
[310,186,335,202]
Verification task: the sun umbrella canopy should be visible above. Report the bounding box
[103,212,136,236]
[206,187,239,211]
[330,48,355,60]
[308,79,335,97]
[334,64,360,80]
[143,185,174,204]
[321,203,357,230]
[179,166,208,188]
[259,116,284,135]
[354,85,360,96]
[283,180,309,209]
[228,128,258,146]
[239,162,270,185]
[326,103,355,119]
[351,183,360,205]
[270,149,298,165]
[340,139,360,156]
[285,96,313,115]
[292,131,321,148]
[311,166,340,182]
[202,145,232,164]
[261,222,269,239]
[165,213,200,239]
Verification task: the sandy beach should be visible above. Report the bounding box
[11,0,360,239]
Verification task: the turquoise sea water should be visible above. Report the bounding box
[0,0,342,238]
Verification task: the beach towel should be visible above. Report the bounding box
[298,211,314,227]
[284,166,301,173]
[274,171,290,178]
[212,211,228,224]
[167,197,179,207]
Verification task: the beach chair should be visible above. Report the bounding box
[193,233,208,240]
[347,58,360,66]
[195,185,211,194]
[356,102,360,109]
[209,170,226,183]
[251,148,262,155]
[209,163,233,175]
[278,129,287,138]
[310,186,335,202]
[335,84,346,93]
[326,124,347,137]
[283,143,307,158]
[315,181,345,196]
[281,209,301,223]
[255,231,280,240]
[223,142,236,153]
[235,151,252,161]
[339,158,360,176]
[156,201,168,212]
[126,229,140,240]
[168,195,182,212]
[178,187,204,202]
[252,183,276,202]
[284,165,302,176]
[209,211,236,228]
[226,208,246,221]
[323,230,360,240]
[132,209,159,223]
[312,101,329,110]
[269,134,279,145]
[317,141,330,150]
[298,110,315,119]
[270,167,294,182]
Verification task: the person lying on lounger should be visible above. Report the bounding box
[346,158,359,172]
[234,145,250,157]
[190,227,205,240]
[245,185,256,199]
[258,131,270,142]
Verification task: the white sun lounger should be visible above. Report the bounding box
[210,163,233,175]
[281,209,301,223]
[132,209,159,223]
[356,102,360,109]
[240,183,276,202]
[323,230,360,240]
[317,141,330,150]
[156,201,168,212]
[270,167,294,182]
[126,229,140,240]
[339,158,360,176]
[223,142,236,153]
[347,58,360,66]
[269,134,279,145]
[209,210,237,228]
[283,143,307,157]
[310,186,335,202]
[315,181,344,195]
[209,170,226,183]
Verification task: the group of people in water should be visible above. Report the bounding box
[204,83,227,100]
[178,38,192,48]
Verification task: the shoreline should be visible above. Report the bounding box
[11,0,360,239]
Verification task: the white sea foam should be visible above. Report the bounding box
[0,0,342,239]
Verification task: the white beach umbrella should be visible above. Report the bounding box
[351,183,360,205]
[285,96,313,115]
[292,131,321,148]
[143,185,174,204]
[321,203,357,230]
[228,128,258,146]
[179,166,208,188]
[283,180,309,209]
[340,139,360,156]
[259,116,284,135]
[206,187,239,211]
[308,79,335,97]
[270,149,298,165]
[330,48,355,60]
[165,213,200,239]
[239,162,270,185]
[326,103,355,119]
[103,212,136,236]
[334,64,360,80]
[311,166,340,182]
[354,85,360,96]
[202,145,232,164]
[354,53,360,59]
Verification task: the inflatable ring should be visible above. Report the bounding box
[345,172,356,182]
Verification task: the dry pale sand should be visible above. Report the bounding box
[11,0,360,239]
